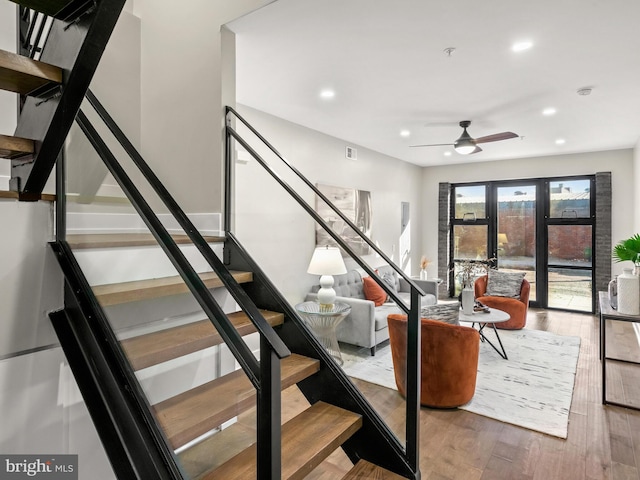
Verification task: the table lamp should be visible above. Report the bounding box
[307,246,347,310]
[498,233,508,251]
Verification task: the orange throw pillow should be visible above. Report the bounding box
[363,276,387,306]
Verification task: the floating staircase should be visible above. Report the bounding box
[54,233,409,478]
[2,1,420,478]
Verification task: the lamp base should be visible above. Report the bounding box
[317,274,337,308]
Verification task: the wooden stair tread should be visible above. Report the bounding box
[204,401,363,480]
[67,233,225,249]
[93,270,253,306]
[154,354,320,449]
[122,310,285,371]
[0,48,62,95]
[342,460,407,480]
[0,134,34,159]
[0,190,55,202]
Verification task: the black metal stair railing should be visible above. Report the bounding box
[56,94,291,478]
[225,106,423,477]
[18,6,51,60]
[12,0,126,198]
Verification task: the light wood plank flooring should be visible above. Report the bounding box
[294,308,640,479]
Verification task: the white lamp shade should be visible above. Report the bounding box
[307,246,347,275]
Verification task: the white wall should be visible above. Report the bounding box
[138,0,273,213]
[0,1,16,188]
[635,139,640,232]
[420,148,635,279]
[234,105,424,304]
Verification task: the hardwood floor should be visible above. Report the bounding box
[294,308,640,479]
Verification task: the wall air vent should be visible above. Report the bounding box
[345,146,357,160]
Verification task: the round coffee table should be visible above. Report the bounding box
[458,308,510,359]
[295,301,351,365]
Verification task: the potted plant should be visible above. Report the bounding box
[613,234,640,270]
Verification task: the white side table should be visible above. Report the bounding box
[458,308,510,359]
[295,301,351,365]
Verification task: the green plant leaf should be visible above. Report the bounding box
[613,234,640,262]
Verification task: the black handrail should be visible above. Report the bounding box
[84,89,290,360]
[225,113,422,476]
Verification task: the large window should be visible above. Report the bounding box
[449,176,595,313]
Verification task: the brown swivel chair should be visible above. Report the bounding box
[387,314,480,408]
[474,275,530,330]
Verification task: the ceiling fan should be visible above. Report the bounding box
[410,120,518,155]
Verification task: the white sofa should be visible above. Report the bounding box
[305,265,438,355]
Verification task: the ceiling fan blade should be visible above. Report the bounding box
[470,145,483,154]
[409,143,454,148]
[474,132,518,144]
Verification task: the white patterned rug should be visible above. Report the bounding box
[341,328,581,438]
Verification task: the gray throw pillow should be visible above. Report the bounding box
[485,270,526,299]
[381,271,397,292]
[421,303,460,325]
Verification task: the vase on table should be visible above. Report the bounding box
[461,287,474,315]
[420,269,428,280]
[617,268,639,315]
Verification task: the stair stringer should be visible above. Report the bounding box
[12,0,125,197]
[223,233,419,480]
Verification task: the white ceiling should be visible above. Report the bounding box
[228,0,640,167]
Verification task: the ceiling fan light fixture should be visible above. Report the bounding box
[454,122,476,154]
[454,140,477,155]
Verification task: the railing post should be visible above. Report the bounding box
[224,109,233,234]
[257,335,281,480]
[406,288,421,478]
[55,149,66,242]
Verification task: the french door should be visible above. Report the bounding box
[449,176,595,313]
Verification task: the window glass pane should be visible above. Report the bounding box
[454,185,485,219]
[497,185,536,301]
[549,179,591,218]
[548,225,592,267]
[548,267,592,311]
[453,225,487,260]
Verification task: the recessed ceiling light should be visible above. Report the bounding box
[512,41,533,52]
[444,151,452,157]
[555,138,566,145]
[320,89,335,99]
[543,107,557,116]
[400,130,411,137]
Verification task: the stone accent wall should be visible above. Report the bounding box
[595,172,612,312]
[438,182,450,299]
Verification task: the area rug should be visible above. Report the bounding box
[341,328,581,438]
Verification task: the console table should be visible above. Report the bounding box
[599,291,640,411]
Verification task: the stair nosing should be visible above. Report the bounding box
[92,270,253,306]
[67,233,226,249]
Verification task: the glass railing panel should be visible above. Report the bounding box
[62,103,261,478]
[230,118,409,444]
